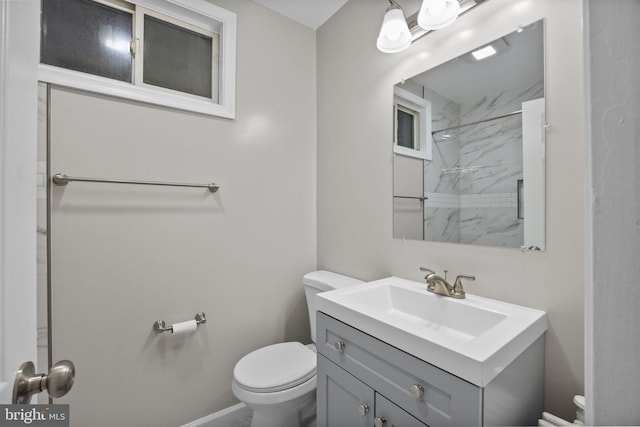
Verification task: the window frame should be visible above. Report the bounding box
[38,0,236,119]
[393,86,432,161]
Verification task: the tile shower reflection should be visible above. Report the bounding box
[425,81,542,246]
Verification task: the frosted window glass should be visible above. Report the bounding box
[41,0,133,82]
[143,15,213,99]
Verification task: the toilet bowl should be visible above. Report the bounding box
[232,342,317,427]
[231,271,364,427]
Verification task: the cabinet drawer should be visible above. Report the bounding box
[317,312,482,426]
[376,393,427,427]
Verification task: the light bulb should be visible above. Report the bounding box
[417,0,460,31]
[425,0,446,16]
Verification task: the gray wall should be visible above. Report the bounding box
[317,0,585,420]
[584,0,640,424]
[48,1,317,426]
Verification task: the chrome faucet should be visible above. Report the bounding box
[419,267,475,299]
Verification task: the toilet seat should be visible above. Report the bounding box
[233,342,316,393]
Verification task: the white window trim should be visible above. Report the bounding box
[393,86,432,161]
[38,0,237,119]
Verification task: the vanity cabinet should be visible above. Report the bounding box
[317,354,374,427]
[317,353,425,427]
[376,393,429,427]
[316,311,544,426]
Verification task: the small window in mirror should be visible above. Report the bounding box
[396,105,419,149]
[393,86,432,160]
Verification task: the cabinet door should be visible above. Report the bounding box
[317,312,482,426]
[317,354,374,427]
[375,393,428,427]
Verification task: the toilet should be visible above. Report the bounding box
[231,270,364,427]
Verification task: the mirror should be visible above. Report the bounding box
[393,20,545,250]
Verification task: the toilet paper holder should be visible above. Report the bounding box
[153,312,206,333]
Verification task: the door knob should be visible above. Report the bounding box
[12,360,75,404]
[334,341,345,352]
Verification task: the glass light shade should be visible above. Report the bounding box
[377,7,411,53]
[417,0,461,30]
[424,0,446,16]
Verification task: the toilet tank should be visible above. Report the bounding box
[303,270,364,343]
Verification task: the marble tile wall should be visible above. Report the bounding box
[424,192,459,243]
[423,80,543,247]
[457,80,542,247]
[424,87,461,242]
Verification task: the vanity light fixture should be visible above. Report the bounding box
[377,0,489,54]
[417,0,461,30]
[376,0,412,53]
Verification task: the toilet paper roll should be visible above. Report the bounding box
[171,319,198,335]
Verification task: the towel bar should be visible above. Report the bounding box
[53,173,220,193]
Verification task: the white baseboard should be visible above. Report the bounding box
[181,403,251,427]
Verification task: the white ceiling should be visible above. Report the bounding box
[410,21,544,106]
[251,0,349,30]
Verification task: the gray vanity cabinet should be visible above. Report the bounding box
[316,312,482,426]
[316,310,545,426]
[316,354,375,427]
[375,394,427,427]
[317,354,425,427]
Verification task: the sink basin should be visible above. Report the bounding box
[315,276,546,387]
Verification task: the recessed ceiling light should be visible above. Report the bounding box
[471,45,497,60]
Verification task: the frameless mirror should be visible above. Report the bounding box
[393,20,546,250]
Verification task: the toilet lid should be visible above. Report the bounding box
[233,342,316,393]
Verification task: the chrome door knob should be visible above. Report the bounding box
[409,383,424,399]
[374,416,387,427]
[358,403,369,416]
[12,360,75,404]
[46,360,75,398]
[334,341,345,352]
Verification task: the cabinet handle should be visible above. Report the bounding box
[357,403,369,416]
[409,383,424,400]
[374,416,387,427]
[334,341,346,352]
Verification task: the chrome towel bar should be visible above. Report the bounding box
[53,173,220,193]
[153,312,206,333]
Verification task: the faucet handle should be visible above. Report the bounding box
[419,267,435,282]
[419,267,435,275]
[452,275,475,298]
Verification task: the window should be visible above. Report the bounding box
[396,105,419,149]
[142,13,214,99]
[41,0,134,83]
[393,86,432,160]
[39,0,236,118]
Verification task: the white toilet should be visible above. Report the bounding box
[231,270,363,427]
